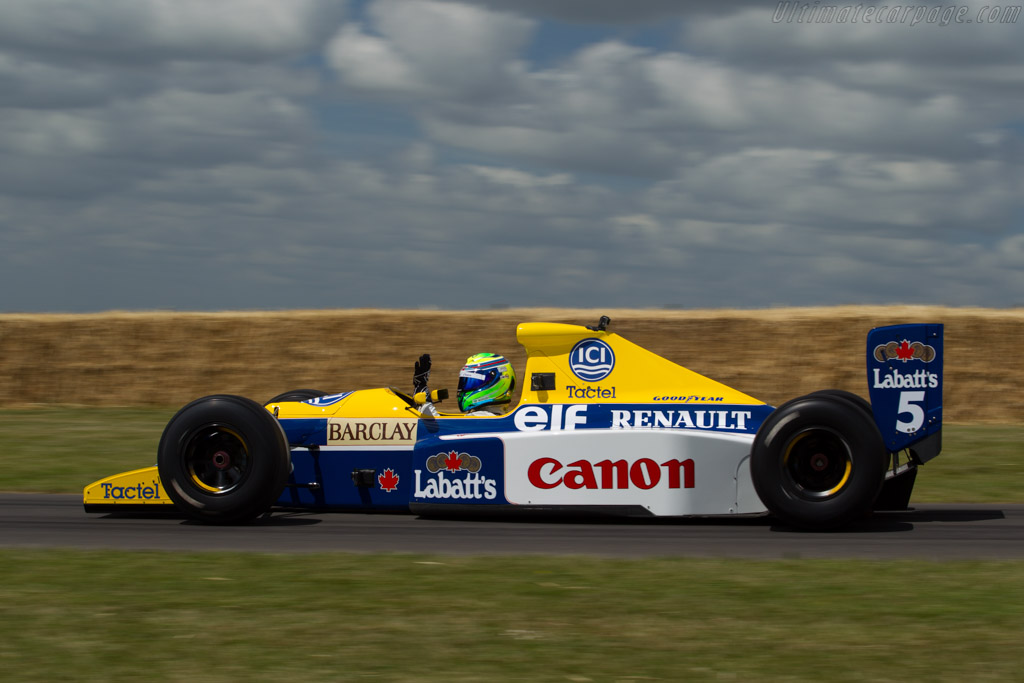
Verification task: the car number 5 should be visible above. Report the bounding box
[896,391,926,434]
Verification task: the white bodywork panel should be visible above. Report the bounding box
[447,429,767,516]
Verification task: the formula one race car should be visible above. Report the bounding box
[84,317,943,529]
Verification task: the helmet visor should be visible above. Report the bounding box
[458,368,498,393]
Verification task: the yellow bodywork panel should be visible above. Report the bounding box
[83,466,172,506]
[267,387,423,419]
[516,322,763,406]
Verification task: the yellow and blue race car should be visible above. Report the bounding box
[84,317,943,529]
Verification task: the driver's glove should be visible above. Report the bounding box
[413,354,431,394]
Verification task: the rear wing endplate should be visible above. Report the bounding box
[866,324,943,460]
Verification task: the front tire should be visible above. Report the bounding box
[158,395,291,524]
[751,394,886,530]
[265,389,327,404]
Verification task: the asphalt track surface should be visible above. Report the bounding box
[3,494,1024,559]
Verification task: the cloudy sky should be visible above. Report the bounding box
[1,0,1021,312]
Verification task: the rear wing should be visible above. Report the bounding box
[866,324,943,462]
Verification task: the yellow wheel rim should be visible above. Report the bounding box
[783,429,853,498]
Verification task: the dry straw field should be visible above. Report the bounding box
[0,307,1020,423]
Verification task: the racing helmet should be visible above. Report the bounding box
[457,353,516,413]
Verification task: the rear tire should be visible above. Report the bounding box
[751,394,886,530]
[807,389,873,418]
[808,389,894,471]
[158,395,291,524]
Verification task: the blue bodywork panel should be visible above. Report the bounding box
[866,324,944,453]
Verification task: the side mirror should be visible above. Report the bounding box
[413,388,450,405]
[531,373,556,391]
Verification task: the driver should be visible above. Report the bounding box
[414,353,516,417]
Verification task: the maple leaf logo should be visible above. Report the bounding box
[895,340,915,361]
[378,468,399,492]
[444,450,464,472]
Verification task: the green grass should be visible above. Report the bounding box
[915,424,1024,502]
[0,407,1020,501]
[1,550,1022,682]
[0,407,170,493]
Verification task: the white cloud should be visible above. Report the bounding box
[465,0,763,23]
[325,23,421,94]
[467,166,572,188]
[644,53,751,130]
[327,0,533,99]
[325,4,1013,181]
[644,147,1019,233]
[0,0,342,62]
[692,3,1024,65]
[0,110,106,157]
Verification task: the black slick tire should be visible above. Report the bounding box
[157,394,291,524]
[807,389,873,419]
[751,393,887,530]
[265,389,327,405]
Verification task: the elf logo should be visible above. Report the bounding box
[513,404,589,431]
[569,338,615,382]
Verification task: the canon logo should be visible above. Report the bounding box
[527,457,695,490]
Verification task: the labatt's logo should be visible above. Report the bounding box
[529,457,695,490]
[414,450,497,500]
[873,368,939,389]
[327,418,417,446]
[872,339,939,389]
[874,339,936,363]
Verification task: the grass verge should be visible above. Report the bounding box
[0,407,1021,502]
[0,407,169,493]
[1,550,1023,682]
